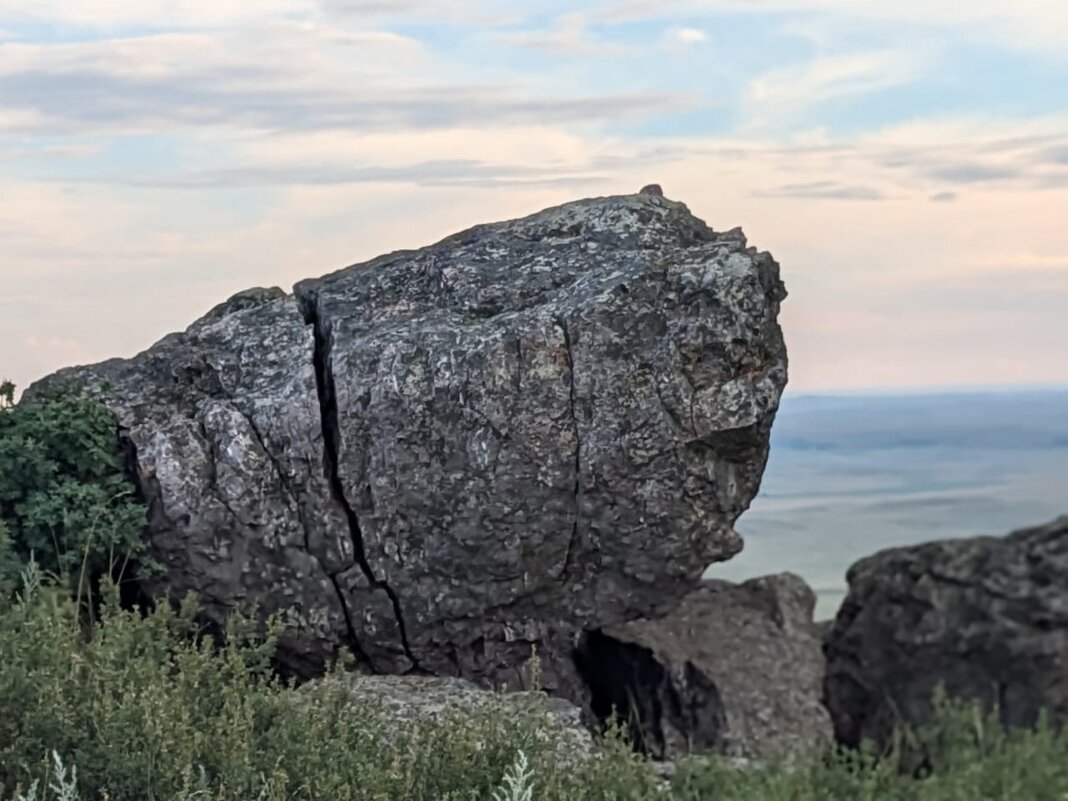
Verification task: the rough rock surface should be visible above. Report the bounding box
[824,516,1068,749]
[577,573,833,760]
[31,189,788,700]
[301,674,595,763]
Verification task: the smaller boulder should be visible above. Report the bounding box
[576,573,833,761]
[824,516,1068,750]
[300,674,596,764]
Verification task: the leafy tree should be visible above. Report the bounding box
[0,378,151,597]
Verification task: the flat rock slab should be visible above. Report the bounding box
[579,573,833,760]
[31,190,788,703]
[825,515,1068,749]
[301,674,595,764]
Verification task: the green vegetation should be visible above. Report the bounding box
[0,566,1065,801]
[0,566,664,801]
[0,379,153,600]
[1,379,1065,800]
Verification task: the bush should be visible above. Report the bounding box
[0,566,660,801]
[0,379,152,598]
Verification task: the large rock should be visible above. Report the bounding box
[824,516,1068,749]
[576,573,832,760]
[30,189,788,701]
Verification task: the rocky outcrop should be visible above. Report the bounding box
[824,516,1068,749]
[30,189,788,703]
[577,573,833,760]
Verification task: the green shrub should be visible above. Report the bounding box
[0,566,660,801]
[668,693,1068,801]
[0,379,152,598]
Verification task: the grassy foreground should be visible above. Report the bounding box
[1,565,1066,801]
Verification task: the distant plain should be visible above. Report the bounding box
[710,389,1068,619]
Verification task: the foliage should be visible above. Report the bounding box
[491,750,535,801]
[0,567,661,801]
[1,565,1066,801]
[0,378,152,596]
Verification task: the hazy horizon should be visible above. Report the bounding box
[711,388,1068,618]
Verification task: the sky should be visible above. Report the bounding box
[1,0,1067,395]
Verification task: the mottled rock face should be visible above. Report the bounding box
[824,516,1068,750]
[32,190,788,700]
[36,287,370,674]
[578,573,832,761]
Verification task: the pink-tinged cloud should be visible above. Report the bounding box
[3,121,1068,396]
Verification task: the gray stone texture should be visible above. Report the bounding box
[580,573,833,760]
[824,516,1068,749]
[31,190,788,703]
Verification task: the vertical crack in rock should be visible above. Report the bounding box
[232,402,375,668]
[554,315,582,584]
[300,296,420,670]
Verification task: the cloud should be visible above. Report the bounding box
[32,127,691,190]
[317,0,503,24]
[925,162,1018,184]
[15,72,690,133]
[0,0,312,28]
[663,25,709,48]
[0,0,510,29]
[496,12,623,54]
[1037,144,1068,165]
[597,0,1068,54]
[0,29,695,137]
[1038,172,1068,189]
[743,49,925,131]
[497,15,711,57]
[0,69,693,137]
[319,0,432,13]
[754,181,884,201]
[966,251,1068,273]
[0,0,1066,400]
[846,119,1068,191]
[119,159,613,189]
[0,26,427,89]
[6,120,1068,396]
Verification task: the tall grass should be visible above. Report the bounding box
[1,562,1066,801]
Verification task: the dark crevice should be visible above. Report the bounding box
[300,293,420,670]
[326,572,373,666]
[696,423,762,464]
[115,426,157,614]
[554,315,582,584]
[514,335,523,393]
[575,630,727,759]
[575,630,670,757]
[234,402,373,668]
